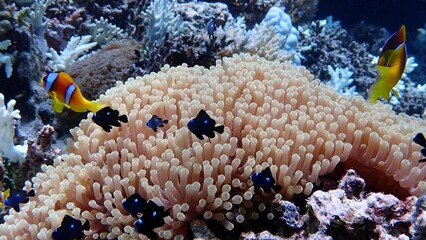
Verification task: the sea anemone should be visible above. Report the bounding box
[0,53,425,239]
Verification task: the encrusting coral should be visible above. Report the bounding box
[0,54,426,239]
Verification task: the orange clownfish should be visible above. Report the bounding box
[291,9,303,23]
[368,25,407,103]
[41,72,128,132]
[41,72,105,113]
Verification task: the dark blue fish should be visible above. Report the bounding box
[251,167,282,193]
[134,200,168,239]
[146,115,168,132]
[3,188,35,212]
[122,193,147,218]
[207,18,216,39]
[413,133,426,162]
[92,106,128,132]
[52,215,90,240]
[187,109,224,140]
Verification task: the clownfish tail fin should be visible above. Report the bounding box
[86,100,106,113]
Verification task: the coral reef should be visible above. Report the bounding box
[47,35,97,71]
[216,7,301,64]
[299,17,376,98]
[67,40,140,100]
[307,187,415,239]
[0,54,425,239]
[281,0,319,23]
[239,169,425,239]
[140,0,187,56]
[15,124,59,188]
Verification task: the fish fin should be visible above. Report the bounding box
[368,66,392,102]
[419,158,426,163]
[214,125,225,134]
[197,109,210,119]
[118,114,128,123]
[380,25,406,57]
[27,189,35,197]
[414,133,426,147]
[86,100,106,113]
[273,184,282,193]
[82,220,90,231]
[391,88,400,98]
[4,189,10,199]
[163,119,169,124]
[422,149,426,157]
[195,133,204,140]
[205,131,215,138]
[13,205,20,212]
[51,92,66,113]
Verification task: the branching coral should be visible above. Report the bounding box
[299,17,377,97]
[0,54,426,239]
[217,7,301,64]
[141,0,187,55]
[88,17,126,46]
[0,40,14,78]
[46,35,97,71]
[0,93,27,163]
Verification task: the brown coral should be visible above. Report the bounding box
[67,39,140,100]
[0,54,425,239]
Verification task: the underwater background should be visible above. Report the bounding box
[0,0,426,239]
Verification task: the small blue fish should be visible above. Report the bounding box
[52,215,90,240]
[92,106,128,132]
[187,109,224,140]
[122,193,147,218]
[207,18,216,39]
[251,167,282,193]
[134,200,168,239]
[413,133,426,162]
[2,188,35,212]
[123,193,168,239]
[146,115,168,132]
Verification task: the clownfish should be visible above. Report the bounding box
[41,72,128,132]
[291,9,303,23]
[41,72,105,113]
[368,25,407,103]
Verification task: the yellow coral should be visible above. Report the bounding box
[1,54,425,239]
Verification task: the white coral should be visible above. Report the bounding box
[88,17,125,46]
[141,0,187,48]
[0,93,27,163]
[29,0,53,34]
[46,35,97,71]
[326,65,356,96]
[0,40,13,78]
[216,7,301,64]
